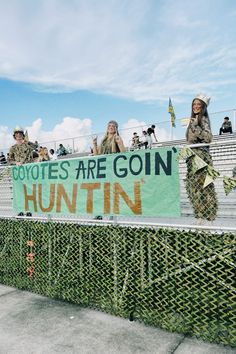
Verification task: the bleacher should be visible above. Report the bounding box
[154,132,236,220]
[0,133,235,228]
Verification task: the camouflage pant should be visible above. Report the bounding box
[186,148,218,221]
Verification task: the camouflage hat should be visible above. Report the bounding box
[13,126,25,138]
[13,126,24,133]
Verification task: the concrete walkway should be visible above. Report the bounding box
[0,285,235,354]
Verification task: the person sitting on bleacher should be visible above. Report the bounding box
[57,143,67,156]
[0,152,7,165]
[131,132,141,150]
[49,148,57,160]
[139,131,149,149]
[219,117,233,135]
[233,166,236,181]
[37,147,51,162]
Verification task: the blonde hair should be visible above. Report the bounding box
[99,120,120,154]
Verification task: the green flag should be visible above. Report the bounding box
[168,97,176,127]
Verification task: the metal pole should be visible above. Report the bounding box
[72,138,75,153]
[233,109,236,132]
[171,124,173,140]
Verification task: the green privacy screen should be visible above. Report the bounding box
[0,219,235,347]
[12,147,181,217]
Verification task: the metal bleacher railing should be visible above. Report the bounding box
[35,108,236,155]
[0,108,235,158]
[0,133,236,232]
[38,107,236,153]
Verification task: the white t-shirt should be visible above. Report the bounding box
[49,153,57,160]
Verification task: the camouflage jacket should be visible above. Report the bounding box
[186,115,212,144]
[8,142,33,165]
[221,121,232,130]
[233,166,236,177]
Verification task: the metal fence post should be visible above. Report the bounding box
[234,109,236,131]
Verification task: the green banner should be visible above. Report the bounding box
[12,147,180,217]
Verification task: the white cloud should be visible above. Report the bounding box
[0,126,13,153]
[26,117,92,152]
[0,117,92,153]
[0,0,235,104]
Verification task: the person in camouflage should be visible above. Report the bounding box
[8,126,33,166]
[233,166,236,179]
[9,127,34,217]
[185,94,218,222]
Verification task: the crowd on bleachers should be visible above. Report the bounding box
[0,115,234,166]
[0,96,236,225]
[130,125,158,150]
[0,127,70,166]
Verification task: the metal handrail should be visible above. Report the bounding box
[0,108,235,153]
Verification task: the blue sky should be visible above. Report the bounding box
[0,0,236,151]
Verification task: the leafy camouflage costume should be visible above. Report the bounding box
[8,142,33,165]
[186,116,218,221]
[233,166,236,178]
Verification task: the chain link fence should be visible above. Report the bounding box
[0,219,235,346]
[0,138,236,346]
